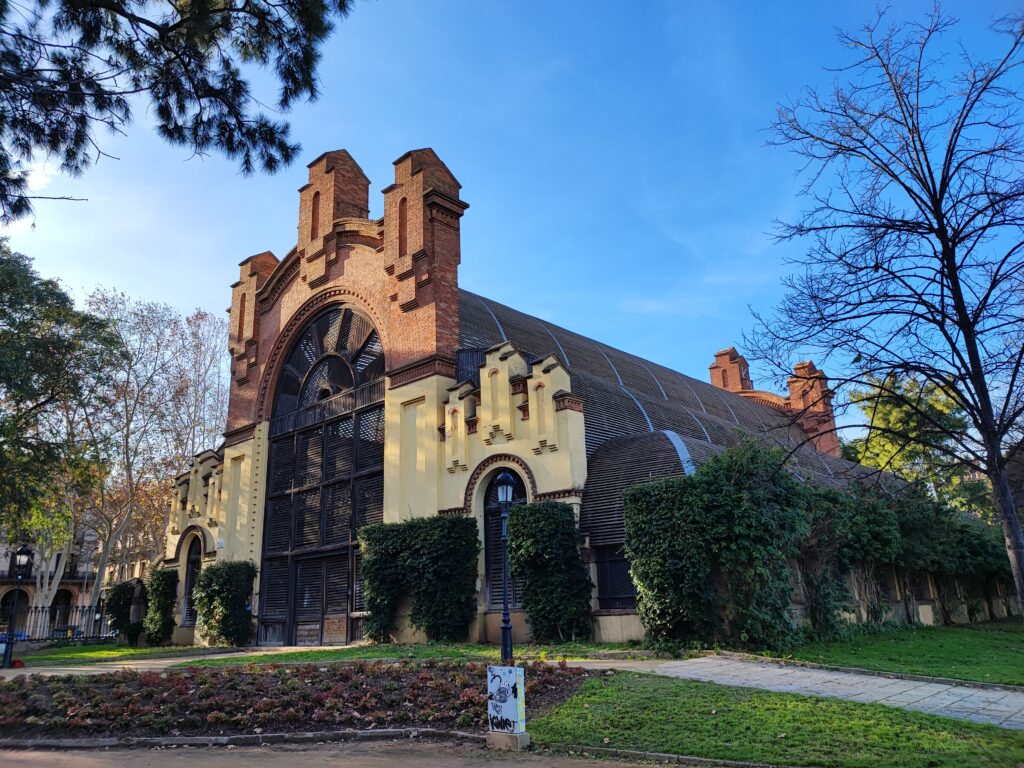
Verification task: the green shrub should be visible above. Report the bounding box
[625,442,805,652]
[192,561,256,646]
[508,501,593,642]
[143,568,178,645]
[359,515,480,643]
[105,580,137,642]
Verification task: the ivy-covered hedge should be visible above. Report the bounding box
[624,442,806,651]
[192,561,256,646]
[624,441,1013,650]
[359,515,480,643]
[508,501,593,642]
[143,569,178,645]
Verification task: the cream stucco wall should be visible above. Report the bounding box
[163,423,269,640]
[382,343,588,643]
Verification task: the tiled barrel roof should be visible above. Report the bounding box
[459,289,866,541]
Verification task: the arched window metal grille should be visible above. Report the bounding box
[260,306,386,646]
[483,471,527,611]
[182,537,202,626]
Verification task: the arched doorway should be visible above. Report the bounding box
[49,589,74,636]
[0,589,30,637]
[261,305,386,645]
[483,470,528,610]
[182,537,202,626]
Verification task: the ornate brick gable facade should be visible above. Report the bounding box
[225,148,468,444]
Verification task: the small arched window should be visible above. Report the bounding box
[398,197,408,258]
[236,293,246,343]
[721,369,730,389]
[310,191,321,240]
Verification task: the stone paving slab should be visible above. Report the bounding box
[653,656,1024,729]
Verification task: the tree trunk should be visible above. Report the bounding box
[990,464,1024,617]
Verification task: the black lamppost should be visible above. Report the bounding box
[495,469,515,666]
[3,544,34,669]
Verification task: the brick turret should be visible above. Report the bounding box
[709,350,841,457]
[787,361,840,457]
[709,347,754,392]
[382,149,469,372]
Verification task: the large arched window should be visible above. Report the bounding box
[261,305,386,646]
[483,470,527,610]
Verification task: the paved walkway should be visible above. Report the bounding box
[652,656,1024,730]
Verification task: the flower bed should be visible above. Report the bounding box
[0,660,585,739]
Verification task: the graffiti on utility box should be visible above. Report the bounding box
[487,665,526,734]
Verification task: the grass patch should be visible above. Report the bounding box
[530,671,1024,768]
[176,641,640,668]
[20,644,225,666]
[780,621,1024,686]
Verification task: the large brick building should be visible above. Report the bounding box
[163,148,858,646]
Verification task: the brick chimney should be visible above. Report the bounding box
[709,347,754,392]
[787,361,840,457]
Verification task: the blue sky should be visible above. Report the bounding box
[3,0,1017,392]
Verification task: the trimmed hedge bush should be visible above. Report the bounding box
[360,515,480,643]
[143,569,178,645]
[105,580,137,644]
[508,501,593,642]
[192,561,256,646]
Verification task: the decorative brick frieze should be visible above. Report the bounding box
[534,487,583,501]
[388,355,457,389]
[553,390,584,413]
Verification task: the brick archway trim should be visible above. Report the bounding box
[462,454,538,513]
[171,525,216,562]
[255,287,391,423]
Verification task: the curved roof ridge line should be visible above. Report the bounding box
[681,406,713,443]
[638,361,669,400]
[671,365,709,414]
[594,344,625,387]
[619,386,654,432]
[736,394,769,432]
[534,318,571,367]
[713,388,740,425]
[474,295,507,343]
[661,430,697,475]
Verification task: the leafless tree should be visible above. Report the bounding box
[748,7,1024,612]
[74,295,230,599]
[79,289,178,604]
[163,309,229,474]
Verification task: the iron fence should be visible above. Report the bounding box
[0,605,115,643]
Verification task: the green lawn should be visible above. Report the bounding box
[20,644,227,665]
[176,641,640,668]
[777,621,1024,686]
[530,672,1024,768]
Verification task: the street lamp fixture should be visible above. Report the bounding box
[3,543,34,668]
[495,469,516,666]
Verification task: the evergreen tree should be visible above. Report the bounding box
[844,377,993,519]
[0,0,355,222]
